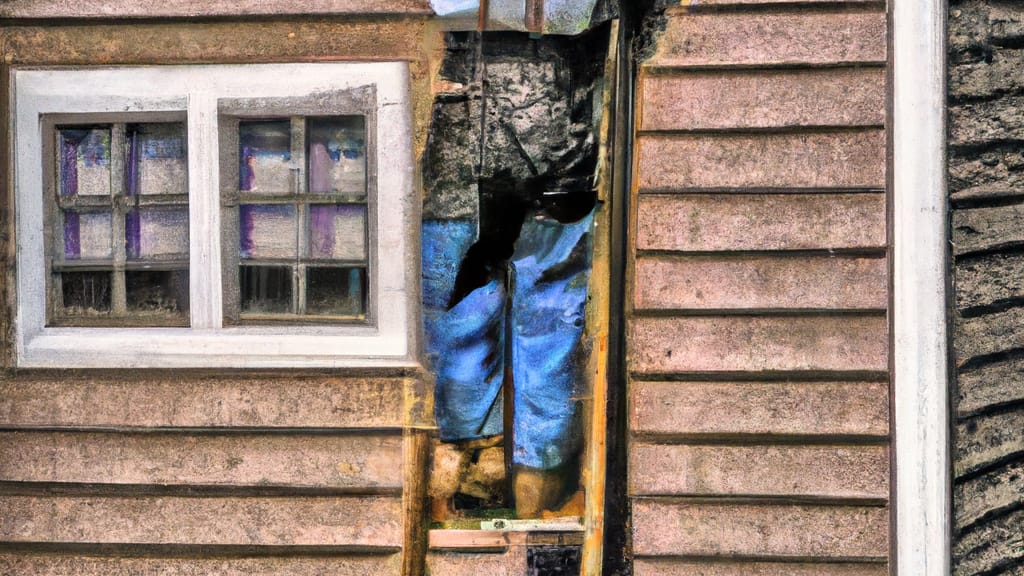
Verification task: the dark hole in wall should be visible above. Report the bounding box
[528,545,583,576]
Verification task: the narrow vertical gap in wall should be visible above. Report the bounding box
[601,1,650,574]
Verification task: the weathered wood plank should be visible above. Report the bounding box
[954,408,1024,477]
[0,0,433,18]
[952,508,1024,576]
[0,495,403,547]
[0,555,402,576]
[955,307,1024,362]
[954,459,1024,530]
[956,356,1024,417]
[950,95,1024,148]
[0,432,403,489]
[647,10,886,68]
[637,131,885,190]
[628,316,888,373]
[636,194,886,252]
[641,68,885,131]
[0,377,406,429]
[631,381,889,437]
[632,501,889,558]
[630,444,889,498]
[952,202,1024,256]
[635,559,888,576]
[955,253,1024,311]
[635,256,887,311]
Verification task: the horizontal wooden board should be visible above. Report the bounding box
[635,559,888,576]
[636,194,887,252]
[956,357,1024,417]
[641,68,885,131]
[628,316,888,373]
[0,0,432,18]
[637,131,885,190]
[0,377,406,429]
[632,501,889,558]
[954,459,1024,530]
[0,432,403,489]
[634,255,887,311]
[952,202,1024,256]
[630,381,889,437]
[647,10,886,68]
[954,409,1024,478]
[0,495,402,547]
[630,444,888,498]
[0,555,401,576]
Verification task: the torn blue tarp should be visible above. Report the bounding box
[428,0,602,35]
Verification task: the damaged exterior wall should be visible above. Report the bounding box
[949,2,1024,574]
[626,1,891,574]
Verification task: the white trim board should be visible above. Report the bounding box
[11,63,418,368]
[892,0,952,573]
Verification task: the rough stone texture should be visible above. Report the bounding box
[632,501,889,558]
[637,131,885,190]
[647,10,886,68]
[629,444,889,498]
[0,377,406,429]
[0,432,403,489]
[636,193,887,252]
[0,555,402,576]
[634,559,888,576]
[0,495,403,547]
[954,408,1024,478]
[952,202,1024,256]
[641,68,885,131]
[628,316,888,373]
[634,255,887,311]
[0,0,431,17]
[630,381,889,437]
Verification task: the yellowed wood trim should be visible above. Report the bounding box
[582,19,620,576]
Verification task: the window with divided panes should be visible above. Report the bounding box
[17,64,413,367]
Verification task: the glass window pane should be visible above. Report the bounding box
[126,207,189,260]
[239,204,297,259]
[240,265,293,314]
[63,210,112,260]
[126,270,189,316]
[308,117,366,195]
[239,121,292,193]
[61,271,112,315]
[128,123,187,196]
[306,267,365,317]
[59,127,111,197]
[308,204,367,261]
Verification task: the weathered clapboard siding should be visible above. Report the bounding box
[634,559,889,576]
[636,193,887,252]
[0,555,403,576]
[950,2,1024,572]
[628,2,890,571]
[0,0,433,18]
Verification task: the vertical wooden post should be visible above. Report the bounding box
[526,0,544,34]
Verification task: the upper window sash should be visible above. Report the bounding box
[12,63,416,368]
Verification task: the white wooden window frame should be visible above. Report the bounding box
[12,63,418,368]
